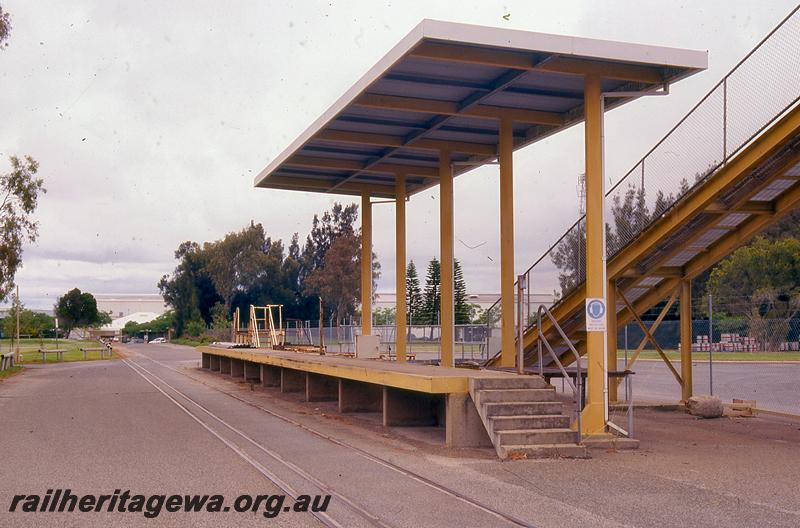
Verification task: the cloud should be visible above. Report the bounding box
[1,0,795,309]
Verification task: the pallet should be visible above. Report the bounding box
[727,398,757,417]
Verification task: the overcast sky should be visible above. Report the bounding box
[1,0,796,309]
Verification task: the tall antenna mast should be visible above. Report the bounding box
[577,173,586,283]
[577,172,586,215]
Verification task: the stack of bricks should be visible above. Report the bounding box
[692,334,711,352]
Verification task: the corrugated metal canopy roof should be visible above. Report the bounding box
[255,19,707,198]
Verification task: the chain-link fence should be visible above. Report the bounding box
[284,323,491,362]
[619,312,800,415]
[484,5,800,349]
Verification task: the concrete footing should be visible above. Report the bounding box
[583,436,640,450]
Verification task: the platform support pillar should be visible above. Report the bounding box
[439,150,454,367]
[361,192,373,337]
[499,118,516,368]
[680,279,693,402]
[608,280,619,402]
[445,393,493,448]
[581,75,608,436]
[396,174,407,362]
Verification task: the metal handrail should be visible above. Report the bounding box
[536,304,582,442]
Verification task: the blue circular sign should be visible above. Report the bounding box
[587,299,606,319]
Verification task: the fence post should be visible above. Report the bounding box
[723,78,728,164]
[708,293,714,396]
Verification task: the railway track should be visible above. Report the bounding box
[122,352,536,528]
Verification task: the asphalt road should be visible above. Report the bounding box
[1,343,798,527]
[620,359,799,414]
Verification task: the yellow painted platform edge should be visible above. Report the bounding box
[198,347,469,393]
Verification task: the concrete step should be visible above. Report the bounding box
[496,428,578,445]
[484,401,563,417]
[471,376,549,390]
[498,443,589,460]
[476,388,555,403]
[490,414,571,431]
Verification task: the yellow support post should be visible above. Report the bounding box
[439,150,454,367]
[499,118,516,368]
[607,279,619,402]
[680,279,693,402]
[395,174,407,362]
[582,75,607,435]
[361,192,373,337]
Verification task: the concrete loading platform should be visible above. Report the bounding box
[199,346,588,459]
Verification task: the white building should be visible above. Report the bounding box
[95,294,167,319]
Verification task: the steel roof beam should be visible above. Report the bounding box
[410,41,666,84]
[383,72,584,100]
[284,155,439,177]
[353,93,565,125]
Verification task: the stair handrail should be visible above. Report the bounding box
[537,304,582,442]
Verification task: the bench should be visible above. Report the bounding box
[0,351,17,370]
[37,349,66,364]
[79,346,112,360]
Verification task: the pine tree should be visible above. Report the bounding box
[405,260,423,324]
[454,259,469,324]
[421,258,441,326]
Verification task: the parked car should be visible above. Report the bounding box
[132,338,145,344]
[149,337,167,344]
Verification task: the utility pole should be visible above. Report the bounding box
[318,297,324,354]
[708,293,714,395]
[15,285,20,362]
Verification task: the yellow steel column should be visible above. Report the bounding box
[439,150,454,367]
[499,118,516,368]
[607,279,619,402]
[582,75,607,435]
[361,192,373,337]
[680,279,693,401]
[395,174,407,362]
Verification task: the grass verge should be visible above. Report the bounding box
[0,365,23,379]
[0,338,115,364]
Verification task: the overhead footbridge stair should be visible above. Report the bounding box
[487,6,800,375]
